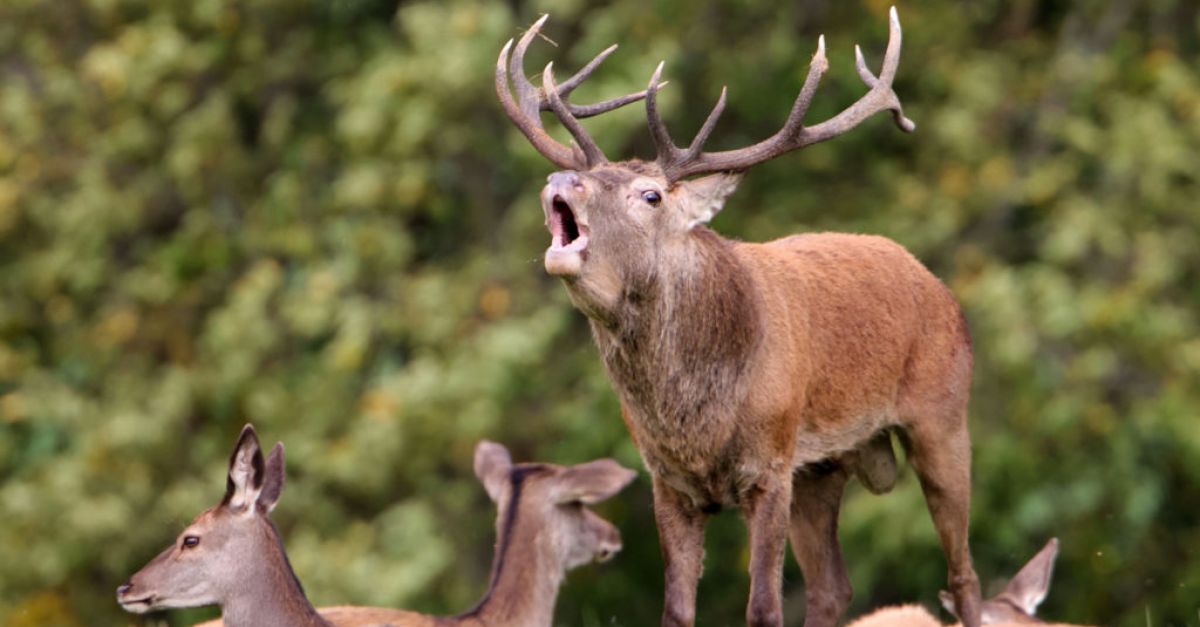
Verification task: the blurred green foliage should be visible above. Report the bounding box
[1,0,1197,625]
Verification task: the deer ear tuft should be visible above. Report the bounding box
[676,173,744,228]
[474,441,513,503]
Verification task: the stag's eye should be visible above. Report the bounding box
[641,190,662,206]
[182,535,201,549]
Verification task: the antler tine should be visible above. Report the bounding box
[853,7,916,132]
[496,36,578,169]
[682,86,727,163]
[510,15,550,122]
[543,62,609,167]
[569,89,662,119]
[552,44,666,119]
[647,62,729,171]
[778,34,829,138]
[879,6,902,84]
[645,62,685,165]
[558,44,618,97]
[659,7,915,182]
[854,45,874,85]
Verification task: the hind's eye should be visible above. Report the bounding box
[642,190,662,205]
[182,536,200,549]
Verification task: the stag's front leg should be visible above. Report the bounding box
[653,475,709,627]
[743,472,793,627]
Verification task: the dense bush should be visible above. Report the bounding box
[1,0,1197,625]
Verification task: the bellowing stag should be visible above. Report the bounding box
[495,9,980,627]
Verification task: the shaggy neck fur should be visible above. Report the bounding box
[575,227,761,454]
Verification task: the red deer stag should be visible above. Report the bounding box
[118,425,636,627]
[495,9,980,627]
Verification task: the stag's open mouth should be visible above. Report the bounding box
[545,195,589,276]
[550,195,587,249]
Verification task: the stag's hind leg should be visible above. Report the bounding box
[787,462,852,627]
[903,416,982,627]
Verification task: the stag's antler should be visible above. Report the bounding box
[496,15,660,170]
[647,6,915,182]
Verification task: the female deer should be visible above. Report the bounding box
[847,539,1089,627]
[117,425,636,627]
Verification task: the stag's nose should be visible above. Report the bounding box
[547,171,583,189]
[116,582,133,597]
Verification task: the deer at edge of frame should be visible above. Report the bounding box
[847,538,1091,627]
[495,8,980,627]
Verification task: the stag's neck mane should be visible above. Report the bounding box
[579,227,761,434]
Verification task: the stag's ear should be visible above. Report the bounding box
[224,424,265,513]
[674,172,743,228]
[257,442,286,514]
[999,537,1059,615]
[552,459,637,505]
[474,441,513,503]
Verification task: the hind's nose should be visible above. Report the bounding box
[547,171,582,189]
[596,539,622,562]
[596,527,623,562]
[116,582,133,597]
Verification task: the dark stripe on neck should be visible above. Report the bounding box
[455,465,547,620]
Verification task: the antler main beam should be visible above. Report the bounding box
[496,15,661,170]
[649,6,916,182]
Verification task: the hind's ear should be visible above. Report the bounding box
[474,441,513,503]
[258,443,286,513]
[938,590,957,618]
[1000,537,1059,615]
[224,425,265,513]
[673,173,743,228]
[552,459,637,505]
